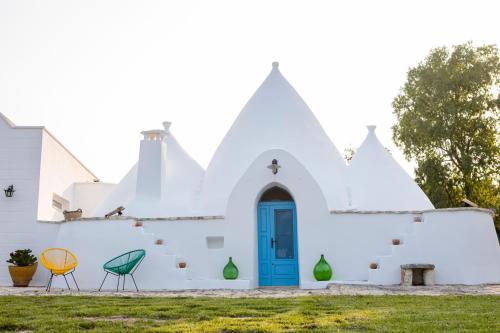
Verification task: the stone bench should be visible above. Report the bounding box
[400,264,435,286]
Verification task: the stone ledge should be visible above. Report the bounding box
[38,215,225,224]
[401,264,435,269]
[330,207,494,216]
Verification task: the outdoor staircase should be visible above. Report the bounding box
[368,215,424,285]
[128,220,191,289]
[128,220,251,290]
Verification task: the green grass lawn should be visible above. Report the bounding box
[0,295,498,332]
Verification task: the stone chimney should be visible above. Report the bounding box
[135,129,168,200]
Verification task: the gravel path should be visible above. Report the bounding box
[1,284,499,297]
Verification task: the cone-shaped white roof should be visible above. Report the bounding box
[199,62,348,213]
[95,123,204,217]
[347,126,434,211]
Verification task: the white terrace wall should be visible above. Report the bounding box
[40,149,500,289]
[367,209,500,284]
[44,209,499,290]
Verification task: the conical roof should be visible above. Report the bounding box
[161,122,205,214]
[95,123,204,217]
[347,126,434,211]
[198,62,348,213]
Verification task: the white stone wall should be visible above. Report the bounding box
[41,208,499,290]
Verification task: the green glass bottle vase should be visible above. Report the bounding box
[313,254,332,281]
[223,257,239,280]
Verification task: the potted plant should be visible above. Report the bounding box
[6,249,38,287]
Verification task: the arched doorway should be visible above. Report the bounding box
[257,187,299,286]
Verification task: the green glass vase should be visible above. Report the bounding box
[313,254,332,281]
[223,257,239,280]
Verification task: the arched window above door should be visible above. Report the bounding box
[259,186,293,202]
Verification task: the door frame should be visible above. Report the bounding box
[257,201,299,286]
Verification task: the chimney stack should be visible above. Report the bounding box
[135,129,168,200]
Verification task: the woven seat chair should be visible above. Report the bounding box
[40,248,79,292]
[98,249,146,292]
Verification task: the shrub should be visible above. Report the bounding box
[6,249,37,266]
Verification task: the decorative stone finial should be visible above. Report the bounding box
[163,121,172,132]
[367,125,376,133]
[272,61,279,68]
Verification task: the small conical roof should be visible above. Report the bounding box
[95,123,204,217]
[161,123,205,214]
[347,126,434,211]
[199,62,348,213]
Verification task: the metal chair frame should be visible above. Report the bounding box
[46,268,80,292]
[40,248,79,292]
[98,252,145,292]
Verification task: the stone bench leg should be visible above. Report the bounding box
[401,268,413,286]
[423,269,434,286]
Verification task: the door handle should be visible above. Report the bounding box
[271,237,275,249]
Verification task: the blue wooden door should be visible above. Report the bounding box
[258,202,299,286]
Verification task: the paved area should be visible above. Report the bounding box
[1,284,499,297]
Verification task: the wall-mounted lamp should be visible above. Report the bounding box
[267,159,281,175]
[4,185,15,198]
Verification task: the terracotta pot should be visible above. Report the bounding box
[369,263,378,269]
[8,263,38,287]
[63,209,82,221]
[178,262,187,269]
[392,239,401,245]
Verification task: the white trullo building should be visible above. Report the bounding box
[0,63,499,290]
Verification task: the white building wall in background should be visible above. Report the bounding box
[73,182,116,217]
[0,114,43,285]
[37,130,97,221]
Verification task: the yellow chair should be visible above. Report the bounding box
[40,248,79,292]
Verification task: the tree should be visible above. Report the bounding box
[392,42,500,233]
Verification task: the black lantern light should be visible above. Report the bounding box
[4,185,15,198]
[267,159,281,175]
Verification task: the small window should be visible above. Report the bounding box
[52,193,69,212]
[206,236,224,249]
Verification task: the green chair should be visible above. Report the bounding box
[98,249,146,291]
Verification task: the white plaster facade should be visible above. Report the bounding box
[0,113,104,285]
[0,63,499,289]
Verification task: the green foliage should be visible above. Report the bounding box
[0,295,498,332]
[343,146,356,164]
[392,42,500,232]
[6,249,37,267]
